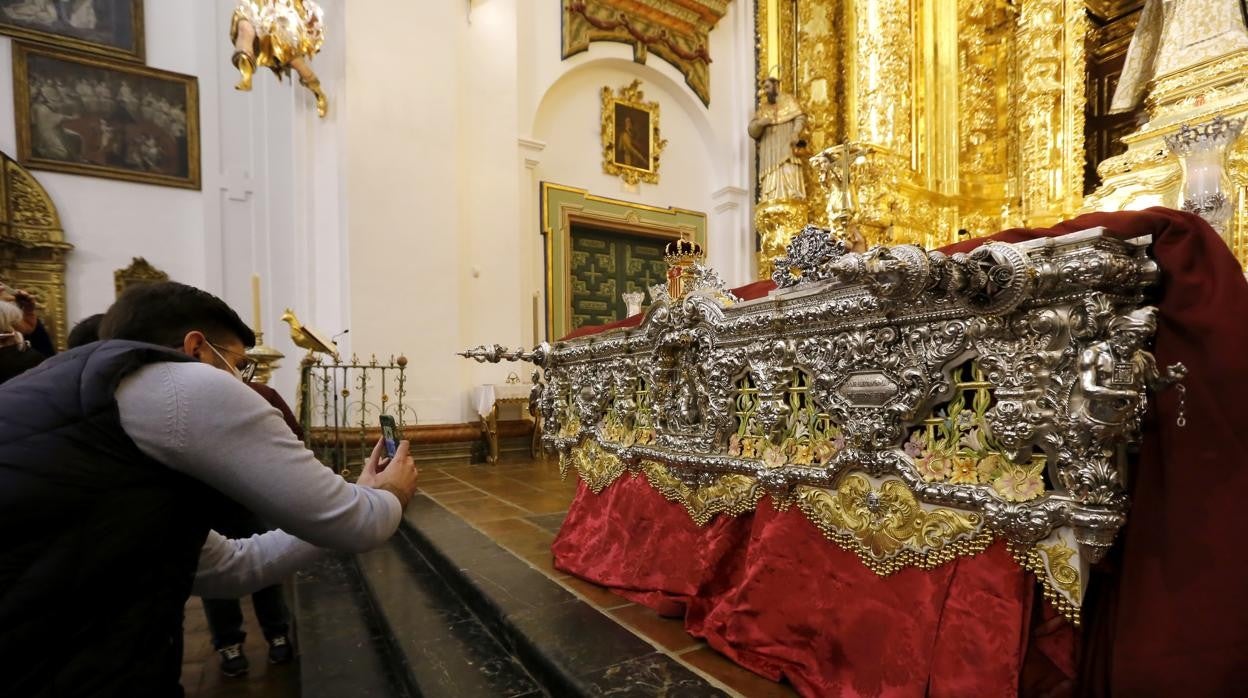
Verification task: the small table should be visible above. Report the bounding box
[472,383,538,464]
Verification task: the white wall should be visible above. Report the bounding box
[341,0,755,425]
[344,0,469,425]
[0,0,348,401]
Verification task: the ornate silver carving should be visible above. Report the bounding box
[771,224,849,287]
[461,228,1183,579]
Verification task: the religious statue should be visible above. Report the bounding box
[810,141,870,251]
[621,291,645,317]
[231,0,329,118]
[671,376,703,431]
[1111,0,1248,113]
[1070,307,1186,429]
[748,77,808,202]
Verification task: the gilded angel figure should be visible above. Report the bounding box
[230,0,329,117]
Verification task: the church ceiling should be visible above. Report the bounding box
[562,0,732,106]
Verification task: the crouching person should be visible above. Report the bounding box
[0,282,418,697]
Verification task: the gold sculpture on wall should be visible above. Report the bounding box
[0,152,70,349]
[562,0,730,106]
[114,257,168,298]
[230,0,328,117]
[755,0,1088,253]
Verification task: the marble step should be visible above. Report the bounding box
[356,536,544,696]
[395,494,726,696]
[291,554,412,698]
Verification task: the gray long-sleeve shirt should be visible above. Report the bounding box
[116,360,401,597]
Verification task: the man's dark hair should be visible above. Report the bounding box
[99,282,256,348]
[66,313,104,349]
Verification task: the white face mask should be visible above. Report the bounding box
[205,342,250,382]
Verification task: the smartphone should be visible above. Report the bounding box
[379,415,399,459]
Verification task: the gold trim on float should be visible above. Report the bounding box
[792,476,993,576]
[641,460,764,526]
[560,438,625,494]
[1007,541,1084,626]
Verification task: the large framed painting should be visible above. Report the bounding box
[0,0,143,62]
[540,182,706,339]
[13,43,200,190]
[601,80,667,186]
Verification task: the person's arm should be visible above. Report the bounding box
[116,361,404,553]
[193,529,323,598]
[247,381,304,440]
[27,320,54,357]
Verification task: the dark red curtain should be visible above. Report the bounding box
[551,209,1248,696]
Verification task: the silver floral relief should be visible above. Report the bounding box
[461,226,1184,591]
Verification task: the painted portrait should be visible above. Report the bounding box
[0,0,143,61]
[612,103,651,171]
[601,80,667,186]
[14,43,200,189]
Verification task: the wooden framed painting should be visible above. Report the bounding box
[0,0,143,62]
[13,42,200,190]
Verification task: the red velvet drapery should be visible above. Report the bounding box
[551,209,1248,696]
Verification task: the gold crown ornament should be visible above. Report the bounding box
[663,238,705,301]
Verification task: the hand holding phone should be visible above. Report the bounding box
[358,429,419,508]
[379,415,399,461]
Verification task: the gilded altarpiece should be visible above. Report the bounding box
[0,152,70,348]
[756,0,1088,246]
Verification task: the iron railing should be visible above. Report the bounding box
[298,353,415,476]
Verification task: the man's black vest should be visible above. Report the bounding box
[0,340,216,697]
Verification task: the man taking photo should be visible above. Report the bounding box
[0,281,419,697]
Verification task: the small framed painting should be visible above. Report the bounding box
[601,80,667,186]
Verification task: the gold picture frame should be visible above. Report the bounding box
[13,42,201,190]
[0,0,144,62]
[540,182,706,339]
[601,80,667,186]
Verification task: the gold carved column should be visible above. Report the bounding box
[1015,0,1087,226]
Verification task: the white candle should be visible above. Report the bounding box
[251,274,261,331]
[532,293,540,343]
